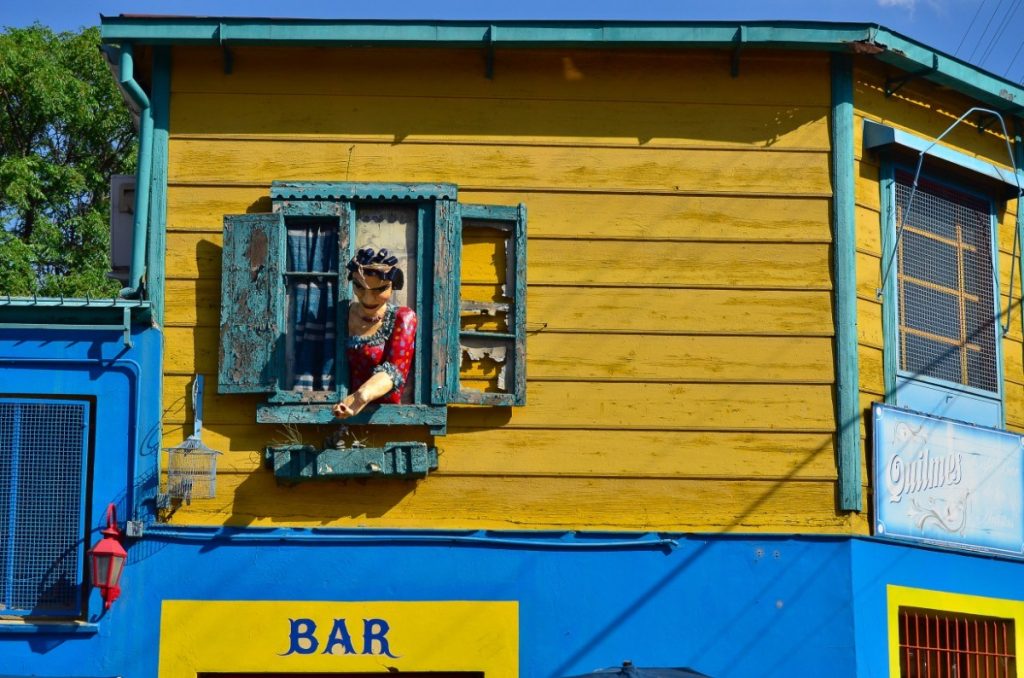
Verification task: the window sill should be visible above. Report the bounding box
[0,618,99,635]
[256,402,446,434]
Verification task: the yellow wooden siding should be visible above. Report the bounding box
[162,46,850,532]
[852,54,1024,479]
[171,473,863,532]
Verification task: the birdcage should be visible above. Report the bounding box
[165,436,221,504]
[163,375,222,505]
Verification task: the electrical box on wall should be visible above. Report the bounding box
[109,174,135,284]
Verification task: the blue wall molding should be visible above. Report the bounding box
[144,525,682,550]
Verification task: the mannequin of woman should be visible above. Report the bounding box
[332,247,417,419]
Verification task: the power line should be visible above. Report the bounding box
[1006,37,1024,77]
[979,0,1023,67]
[955,0,989,55]
[968,0,1007,62]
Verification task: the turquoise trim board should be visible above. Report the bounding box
[98,18,1024,114]
[830,54,861,512]
[863,120,1024,198]
[879,160,900,402]
[1015,121,1024,345]
[147,47,170,326]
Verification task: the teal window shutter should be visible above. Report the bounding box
[218,212,287,393]
[440,202,527,407]
[430,198,460,405]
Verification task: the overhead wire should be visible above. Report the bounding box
[955,0,989,55]
[967,0,1007,62]
[978,0,1023,67]
[1009,39,1024,77]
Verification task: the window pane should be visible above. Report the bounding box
[285,221,338,392]
[355,204,418,312]
[895,171,997,394]
[901,282,961,341]
[355,204,419,403]
[900,230,958,289]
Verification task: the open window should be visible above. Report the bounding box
[217,183,528,435]
[865,118,1024,429]
[882,168,1003,427]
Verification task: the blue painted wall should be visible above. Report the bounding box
[850,538,1024,677]
[0,327,162,629]
[1,533,858,677]
[3,328,1024,678]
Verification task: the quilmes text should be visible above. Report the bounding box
[887,448,964,503]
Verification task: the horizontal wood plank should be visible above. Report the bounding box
[171,91,830,150]
[167,138,832,195]
[164,328,833,383]
[166,279,834,335]
[172,46,831,107]
[167,186,832,242]
[854,64,1015,167]
[166,230,831,290]
[163,425,838,480]
[163,472,864,533]
[163,375,835,430]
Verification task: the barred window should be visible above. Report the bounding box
[895,171,998,394]
[0,399,89,617]
[899,606,1016,677]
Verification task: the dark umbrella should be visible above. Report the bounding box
[563,660,713,678]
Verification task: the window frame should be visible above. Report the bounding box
[0,397,90,619]
[887,585,1024,678]
[879,160,1006,428]
[255,183,452,432]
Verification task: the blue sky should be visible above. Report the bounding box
[3,0,1024,84]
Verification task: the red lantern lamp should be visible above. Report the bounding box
[88,504,127,609]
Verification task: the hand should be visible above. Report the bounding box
[332,392,367,419]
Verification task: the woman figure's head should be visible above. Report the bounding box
[347,247,404,312]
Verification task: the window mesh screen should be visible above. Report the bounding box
[0,400,88,616]
[895,171,998,393]
[899,607,1017,677]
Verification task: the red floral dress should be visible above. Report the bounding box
[346,304,417,404]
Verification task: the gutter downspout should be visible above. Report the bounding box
[117,43,153,299]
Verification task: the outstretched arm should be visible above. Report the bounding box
[332,371,394,418]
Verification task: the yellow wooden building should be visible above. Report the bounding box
[3,17,1024,677]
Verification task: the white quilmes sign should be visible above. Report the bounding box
[873,403,1024,557]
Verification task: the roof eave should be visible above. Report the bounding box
[98,17,1024,115]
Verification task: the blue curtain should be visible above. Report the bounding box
[287,224,337,391]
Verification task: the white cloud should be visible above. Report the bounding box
[878,0,917,7]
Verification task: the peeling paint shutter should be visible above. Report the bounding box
[436,202,527,407]
[218,212,286,393]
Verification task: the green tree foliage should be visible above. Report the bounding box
[0,24,136,297]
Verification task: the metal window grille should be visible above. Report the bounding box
[0,399,89,617]
[895,171,998,393]
[899,607,1017,677]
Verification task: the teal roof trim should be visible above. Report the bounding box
[98,17,1024,114]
